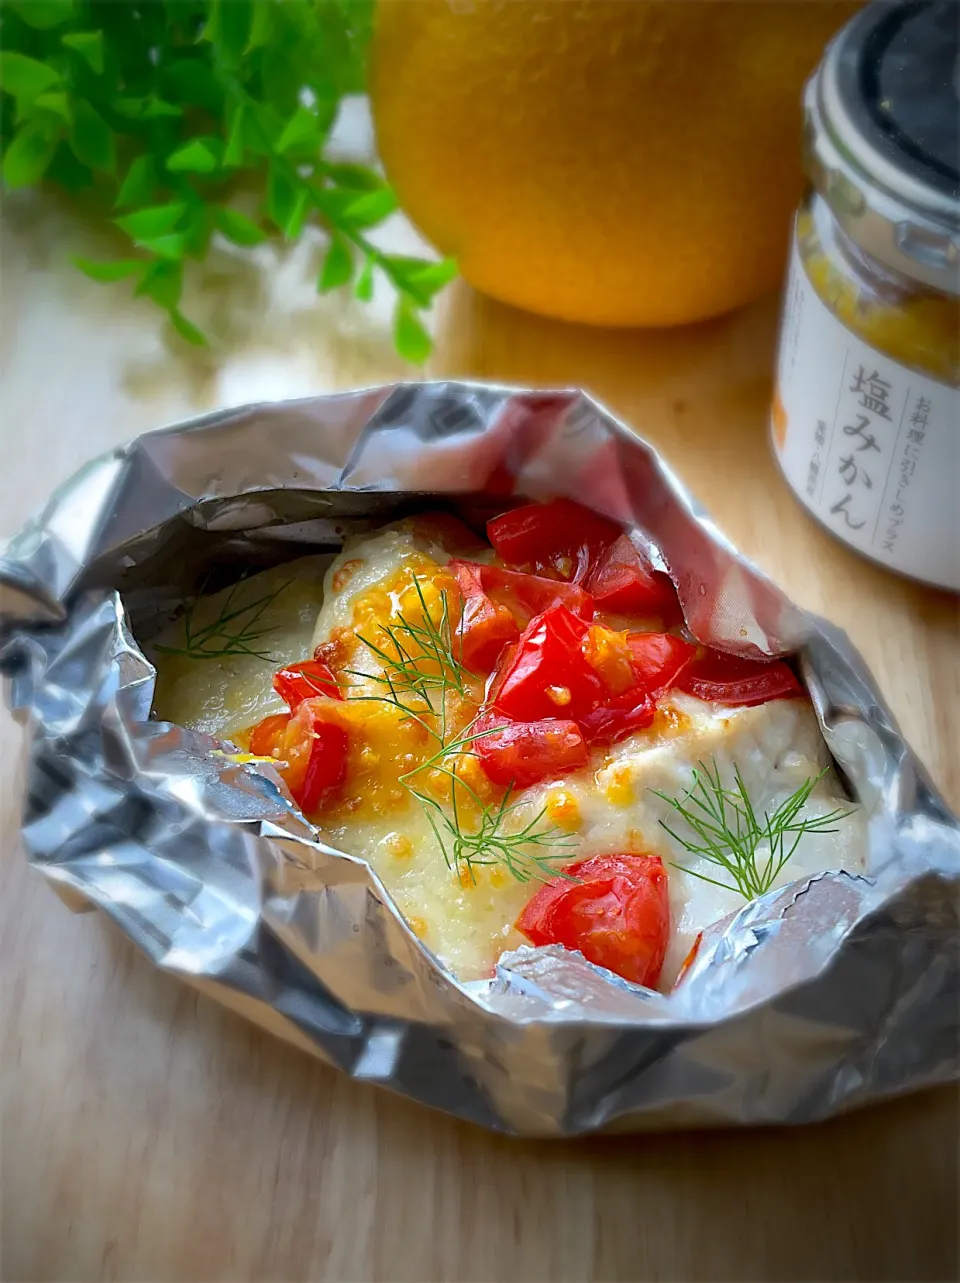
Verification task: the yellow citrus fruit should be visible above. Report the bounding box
[370,0,859,328]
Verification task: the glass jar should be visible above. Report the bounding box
[772,0,959,591]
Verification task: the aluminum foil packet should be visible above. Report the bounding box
[2,383,957,1136]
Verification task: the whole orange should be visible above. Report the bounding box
[370,0,858,327]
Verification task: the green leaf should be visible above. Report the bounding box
[321,161,382,191]
[72,257,143,283]
[199,0,223,43]
[169,310,208,347]
[267,162,307,238]
[9,0,74,30]
[384,254,459,306]
[140,96,184,120]
[393,299,432,365]
[0,52,62,103]
[136,260,183,310]
[223,104,246,167]
[201,0,250,68]
[245,0,274,52]
[276,106,322,156]
[244,100,282,155]
[284,190,309,239]
[61,31,104,76]
[166,137,222,174]
[69,98,115,173]
[112,95,183,121]
[354,255,375,302]
[135,232,188,260]
[260,44,299,118]
[342,187,397,228]
[182,204,213,259]
[334,0,375,93]
[115,202,188,238]
[159,59,223,114]
[33,92,72,124]
[111,97,146,118]
[2,122,59,188]
[46,141,92,192]
[405,257,459,293]
[318,234,352,292]
[116,155,158,208]
[215,207,266,247]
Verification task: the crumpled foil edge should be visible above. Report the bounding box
[2,381,957,1136]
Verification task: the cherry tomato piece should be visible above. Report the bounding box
[450,561,520,672]
[472,711,588,788]
[673,649,803,706]
[493,605,605,723]
[626,632,696,695]
[273,659,342,709]
[487,499,621,579]
[246,698,348,814]
[517,853,670,988]
[296,719,349,812]
[577,697,656,746]
[581,625,639,695]
[586,534,681,619]
[458,591,520,673]
[575,630,694,745]
[249,712,290,758]
[450,560,595,624]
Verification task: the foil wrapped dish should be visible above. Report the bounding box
[1,383,957,1136]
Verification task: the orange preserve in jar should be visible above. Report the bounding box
[772,0,958,590]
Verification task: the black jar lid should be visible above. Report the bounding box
[805,0,959,294]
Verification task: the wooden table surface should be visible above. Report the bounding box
[2,193,958,1283]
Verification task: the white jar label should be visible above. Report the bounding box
[772,238,959,591]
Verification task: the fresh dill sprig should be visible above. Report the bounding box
[343,575,575,885]
[398,719,504,776]
[155,575,291,662]
[652,758,853,900]
[356,579,471,705]
[410,766,577,886]
[347,577,475,742]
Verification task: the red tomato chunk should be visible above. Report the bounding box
[273,659,342,708]
[576,696,657,746]
[487,498,621,580]
[450,559,595,624]
[298,718,348,812]
[249,712,290,758]
[450,561,520,672]
[494,605,605,723]
[674,649,802,706]
[247,698,347,813]
[586,534,680,619]
[626,632,696,695]
[472,711,588,789]
[517,854,670,988]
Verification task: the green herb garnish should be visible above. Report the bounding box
[355,580,471,702]
[345,576,574,884]
[155,574,291,661]
[653,758,853,901]
[411,766,576,887]
[347,580,474,743]
[0,0,456,359]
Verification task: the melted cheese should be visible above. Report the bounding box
[150,556,329,737]
[151,526,866,988]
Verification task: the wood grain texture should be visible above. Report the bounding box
[2,196,958,1283]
